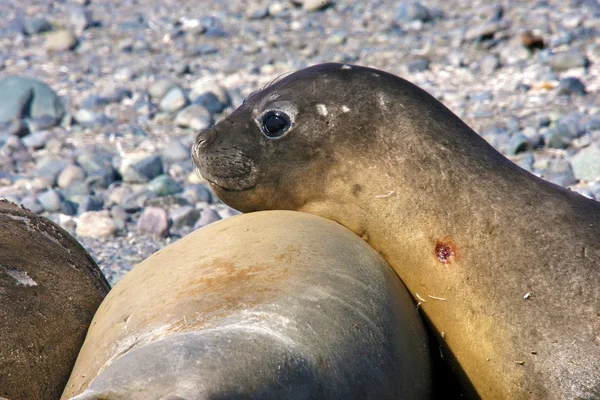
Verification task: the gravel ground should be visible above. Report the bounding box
[0,0,599,285]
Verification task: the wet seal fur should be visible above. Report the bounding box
[0,200,110,400]
[62,211,431,400]
[193,63,600,399]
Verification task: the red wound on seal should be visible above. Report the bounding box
[435,241,456,264]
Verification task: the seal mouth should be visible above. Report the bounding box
[193,164,257,192]
[192,141,258,192]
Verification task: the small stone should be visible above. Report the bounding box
[548,51,589,72]
[77,211,118,238]
[44,30,78,52]
[148,174,183,196]
[148,80,176,100]
[20,195,44,214]
[77,195,104,214]
[302,0,331,12]
[480,54,500,72]
[192,92,225,114]
[121,154,164,183]
[0,77,64,124]
[61,200,78,216]
[536,158,577,187]
[396,1,435,22]
[193,207,221,229]
[464,20,509,41]
[26,115,60,132]
[159,87,189,113]
[70,6,92,34]
[247,6,269,19]
[557,77,586,96]
[74,108,100,125]
[170,205,200,228]
[23,17,52,35]
[182,184,212,204]
[406,58,430,72]
[36,158,67,186]
[114,67,136,82]
[185,45,219,57]
[137,207,170,239]
[174,104,212,130]
[57,164,87,188]
[571,144,600,182]
[37,189,63,212]
[506,133,533,155]
[162,140,190,162]
[21,130,51,149]
[190,80,231,106]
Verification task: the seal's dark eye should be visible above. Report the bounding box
[260,111,291,138]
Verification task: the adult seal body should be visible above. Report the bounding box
[62,211,431,400]
[192,63,600,399]
[0,200,110,400]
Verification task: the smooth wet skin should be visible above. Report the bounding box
[193,63,600,399]
[63,211,431,400]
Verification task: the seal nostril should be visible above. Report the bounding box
[195,129,216,150]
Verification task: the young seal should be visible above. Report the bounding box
[192,63,600,399]
[0,200,110,400]
[62,211,431,400]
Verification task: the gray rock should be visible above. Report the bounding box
[44,30,78,52]
[121,155,164,183]
[571,144,600,182]
[148,175,183,197]
[1,119,29,137]
[464,20,509,41]
[58,164,87,188]
[470,91,494,102]
[74,108,103,125]
[26,115,60,132]
[23,17,52,35]
[406,58,430,72]
[190,80,231,107]
[174,105,212,130]
[185,44,219,57]
[480,55,500,72]
[215,206,242,219]
[21,130,51,149]
[114,67,136,82]
[506,133,533,155]
[77,211,118,238]
[548,50,589,71]
[37,189,63,213]
[137,207,170,239]
[159,87,189,113]
[70,6,92,33]
[170,205,200,228]
[162,140,190,162]
[148,80,176,100]
[193,207,221,229]
[558,77,586,95]
[536,158,577,187]
[36,158,67,186]
[396,2,435,22]
[78,195,104,214]
[0,76,64,124]
[110,206,129,230]
[182,184,212,204]
[20,195,44,214]
[192,92,225,114]
[122,190,150,212]
[61,200,78,216]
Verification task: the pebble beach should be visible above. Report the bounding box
[0,0,599,285]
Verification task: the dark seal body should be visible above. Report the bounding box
[62,211,431,400]
[0,200,110,400]
[192,63,600,399]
